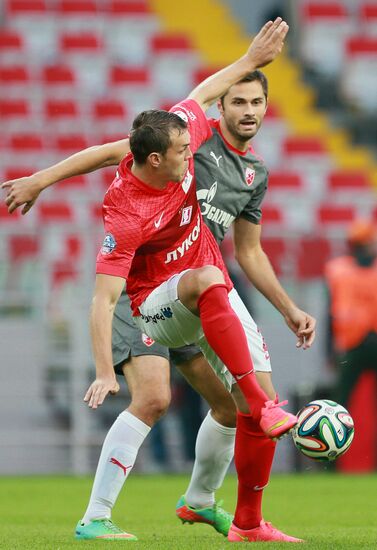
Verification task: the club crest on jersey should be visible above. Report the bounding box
[245,167,255,186]
[180,205,193,226]
[142,333,155,347]
[101,233,116,255]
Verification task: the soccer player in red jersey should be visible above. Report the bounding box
[2,19,314,543]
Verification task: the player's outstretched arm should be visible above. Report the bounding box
[1,139,130,215]
[233,218,316,349]
[85,274,125,409]
[189,17,288,111]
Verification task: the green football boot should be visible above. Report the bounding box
[75,518,137,541]
[176,495,233,537]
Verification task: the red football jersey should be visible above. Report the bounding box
[96,99,233,314]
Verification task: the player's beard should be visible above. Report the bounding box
[227,116,260,143]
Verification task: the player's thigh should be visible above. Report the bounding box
[121,354,171,425]
[175,349,236,428]
[136,271,203,348]
[113,291,170,375]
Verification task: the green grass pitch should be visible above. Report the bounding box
[0,473,376,549]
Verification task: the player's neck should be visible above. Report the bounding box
[219,118,250,153]
[131,164,168,190]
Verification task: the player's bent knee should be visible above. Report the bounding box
[194,265,225,295]
[130,390,171,423]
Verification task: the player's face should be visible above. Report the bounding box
[220,80,267,142]
[160,129,192,182]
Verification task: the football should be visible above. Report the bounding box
[292,399,354,461]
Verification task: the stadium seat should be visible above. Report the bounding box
[0,99,31,132]
[109,66,155,111]
[105,0,160,66]
[55,0,101,32]
[326,169,374,206]
[53,134,89,154]
[41,64,77,99]
[260,237,287,276]
[317,204,356,236]
[359,3,377,35]
[92,99,128,133]
[0,30,25,64]
[300,2,355,76]
[0,65,31,98]
[261,204,284,227]
[44,99,80,132]
[341,36,377,111]
[151,33,200,100]
[296,236,332,280]
[268,171,303,192]
[37,202,74,223]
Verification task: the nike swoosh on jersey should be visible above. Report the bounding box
[154,213,164,228]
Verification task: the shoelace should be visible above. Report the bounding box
[267,399,288,409]
[102,519,123,533]
[214,500,233,521]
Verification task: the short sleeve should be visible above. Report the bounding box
[96,189,143,279]
[239,179,268,225]
[170,99,212,154]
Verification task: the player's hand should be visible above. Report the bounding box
[1,175,42,214]
[84,377,120,409]
[246,17,289,69]
[283,307,316,350]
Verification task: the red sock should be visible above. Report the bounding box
[198,284,268,419]
[234,412,276,529]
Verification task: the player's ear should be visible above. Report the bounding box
[217,98,224,116]
[148,152,161,168]
[264,99,268,116]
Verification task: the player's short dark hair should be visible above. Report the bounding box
[220,70,268,106]
[130,110,187,165]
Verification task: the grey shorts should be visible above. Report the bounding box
[112,292,170,374]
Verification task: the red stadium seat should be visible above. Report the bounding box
[5,0,47,14]
[41,64,76,86]
[151,33,193,53]
[261,237,286,276]
[92,99,127,120]
[296,236,332,280]
[0,30,24,51]
[8,235,39,262]
[110,66,150,86]
[7,133,44,152]
[4,167,37,181]
[91,202,103,221]
[193,66,222,86]
[261,205,284,224]
[346,36,377,56]
[56,0,98,15]
[268,171,303,191]
[44,99,79,120]
[283,136,327,156]
[317,204,356,224]
[0,65,30,85]
[327,170,370,191]
[54,134,89,153]
[303,2,348,19]
[37,202,74,223]
[0,203,21,222]
[106,1,152,15]
[60,32,103,52]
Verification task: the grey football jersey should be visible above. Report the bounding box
[194,120,268,244]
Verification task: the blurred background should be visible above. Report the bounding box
[0,0,376,476]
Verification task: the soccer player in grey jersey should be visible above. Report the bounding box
[2,68,315,542]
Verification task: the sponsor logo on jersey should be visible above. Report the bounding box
[210,151,223,167]
[142,333,155,347]
[182,170,193,194]
[165,214,201,264]
[101,233,116,255]
[197,183,235,229]
[245,167,255,186]
[180,205,193,226]
[141,306,174,324]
